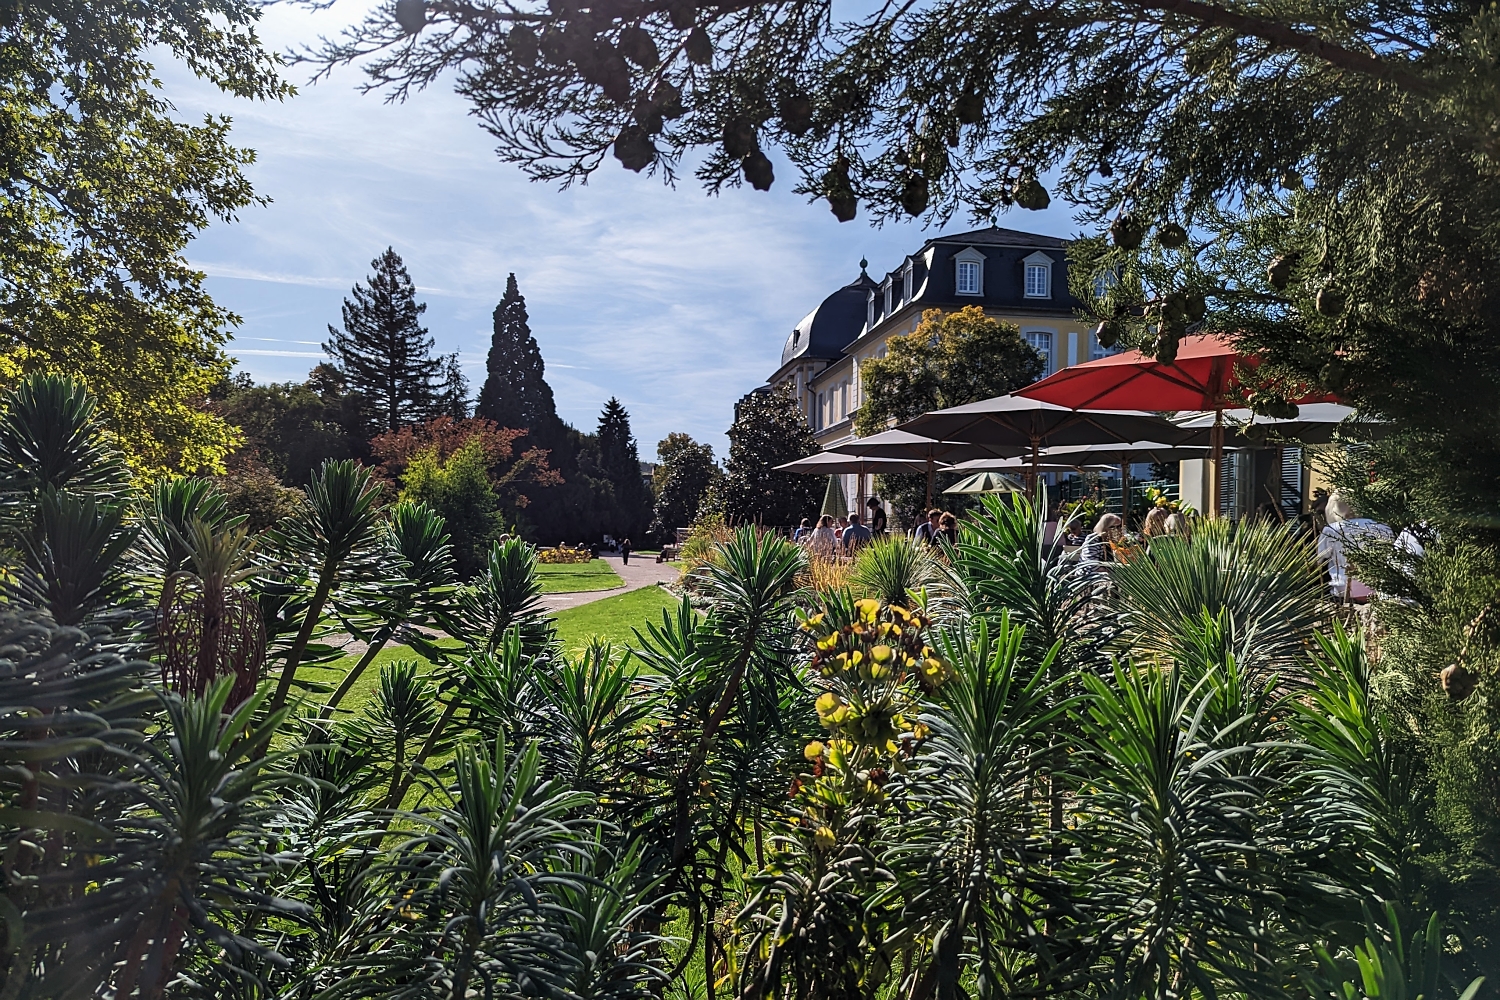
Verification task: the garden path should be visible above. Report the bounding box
[329,554,675,658]
[539,552,675,611]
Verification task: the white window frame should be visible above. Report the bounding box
[883,279,893,319]
[903,261,914,301]
[817,391,825,430]
[954,246,985,296]
[1023,251,1054,299]
[866,291,875,330]
[1023,327,1056,376]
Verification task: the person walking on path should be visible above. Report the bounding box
[842,512,873,554]
[621,538,633,565]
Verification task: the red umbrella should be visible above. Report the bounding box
[1016,334,1334,516]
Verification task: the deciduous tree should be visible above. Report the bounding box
[650,432,719,540]
[854,306,1043,436]
[1,0,289,477]
[705,385,819,527]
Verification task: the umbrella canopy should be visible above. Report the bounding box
[896,395,1190,474]
[830,429,1016,507]
[944,471,1022,495]
[775,452,944,476]
[1015,333,1335,411]
[948,456,1116,473]
[819,475,848,519]
[1174,403,1375,446]
[831,429,1017,463]
[1035,441,1215,465]
[1015,335,1334,516]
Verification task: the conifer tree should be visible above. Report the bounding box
[595,397,651,539]
[476,274,559,442]
[434,352,470,419]
[323,248,440,433]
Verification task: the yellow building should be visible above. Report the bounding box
[768,226,1102,455]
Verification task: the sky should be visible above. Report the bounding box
[170,0,1082,457]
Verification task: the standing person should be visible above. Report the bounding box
[621,538,632,565]
[843,512,873,554]
[938,511,959,546]
[1317,493,1392,602]
[866,496,888,536]
[809,515,838,557]
[793,517,813,542]
[913,509,943,546]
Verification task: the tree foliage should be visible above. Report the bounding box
[706,384,820,527]
[323,248,443,433]
[0,0,289,477]
[854,305,1044,437]
[476,273,560,443]
[595,397,652,539]
[650,431,720,540]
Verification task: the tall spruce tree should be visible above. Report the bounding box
[595,398,651,540]
[323,248,440,432]
[476,274,559,441]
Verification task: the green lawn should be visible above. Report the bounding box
[536,559,624,593]
[555,585,682,654]
[303,586,682,716]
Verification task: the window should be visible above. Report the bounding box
[953,247,985,296]
[903,262,914,301]
[883,279,893,318]
[1025,264,1050,298]
[957,261,980,295]
[1025,330,1055,375]
[1023,251,1053,299]
[817,392,825,430]
[866,292,875,330]
[840,381,849,419]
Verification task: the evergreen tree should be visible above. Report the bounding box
[595,398,652,539]
[650,433,720,541]
[434,352,470,419]
[707,386,820,528]
[476,274,559,441]
[323,248,441,433]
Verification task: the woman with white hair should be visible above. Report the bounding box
[1317,492,1392,601]
[1081,513,1124,565]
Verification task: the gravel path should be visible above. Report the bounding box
[538,552,676,611]
[328,554,676,657]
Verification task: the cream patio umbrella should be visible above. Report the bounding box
[829,429,1017,507]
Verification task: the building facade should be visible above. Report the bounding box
[768,227,1104,455]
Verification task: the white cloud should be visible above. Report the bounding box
[161,0,1080,455]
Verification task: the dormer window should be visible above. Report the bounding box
[1023,251,1053,299]
[883,279,893,318]
[903,262,914,301]
[866,291,875,330]
[953,246,985,296]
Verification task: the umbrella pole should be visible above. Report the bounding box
[1028,436,1041,501]
[1210,410,1224,518]
[1119,460,1130,530]
[856,472,866,516]
[925,457,934,510]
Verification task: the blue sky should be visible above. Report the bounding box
[169,1,1081,457]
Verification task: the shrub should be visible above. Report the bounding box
[537,545,593,564]
[401,437,505,578]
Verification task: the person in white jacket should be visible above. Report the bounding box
[1317,492,1392,602]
